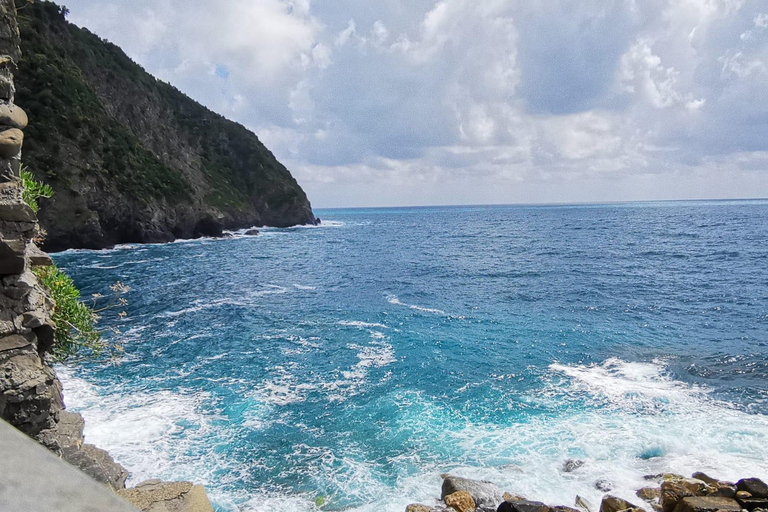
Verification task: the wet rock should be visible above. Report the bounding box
[505,493,528,502]
[442,476,505,510]
[595,479,614,492]
[671,496,741,512]
[738,479,768,499]
[0,127,22,158]
[244,229,259,236]
[445,491,476,512]
[0,103,27,129]
[118,480,215,512]
[575,496,596,512]
[62,443,129,490]
[563,459,585,472]
[637,488,661,502]
[661,481,695,512]
[600,495,641,512]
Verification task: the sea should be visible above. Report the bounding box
[52,201,768,512]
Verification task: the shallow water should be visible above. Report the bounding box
[54,201,768,511]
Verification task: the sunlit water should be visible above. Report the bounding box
[53,201,768,512]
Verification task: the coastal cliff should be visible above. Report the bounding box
[14,1,316,252]
[0,2,213,509]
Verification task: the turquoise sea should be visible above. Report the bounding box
[54,201,768,511]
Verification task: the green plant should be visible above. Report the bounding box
[20,167,53,212]
[34,265,129,361]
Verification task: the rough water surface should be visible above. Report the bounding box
[53,201,768,512]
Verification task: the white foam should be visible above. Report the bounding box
[293,284,317,290]
[338,320,389,329]
[386,295,446,315]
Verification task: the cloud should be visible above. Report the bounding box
[63,0,768,207]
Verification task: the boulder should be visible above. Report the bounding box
[600,495,641,512]
[118,480,215,512]
[661,481,694,512]
[500,500,550,512]
[671,496,741,512]
[738,479,768,499]
[595,479,614,492]
[442,476,505,510]
[445,491,476,512]
[637,488,661,502]
[244,229,259,236]
[62,443,129,490]
[0,127,22,159]
[563,459,585,472]
[691,473,718,486]
[0,104,27,129]
[575,496,596,512]
[676,479,710,496]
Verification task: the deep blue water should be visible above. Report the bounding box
[54,201,768,512]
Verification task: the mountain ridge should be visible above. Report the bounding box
[15,1,317,251]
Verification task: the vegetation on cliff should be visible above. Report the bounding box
[14,1,316,251]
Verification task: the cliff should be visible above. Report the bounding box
[14,1,316,252]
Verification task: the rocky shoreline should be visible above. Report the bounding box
[407,473,768,512]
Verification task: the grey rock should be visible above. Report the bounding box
[26,242,53,267]
[0,202,34,222]
[0,238,24,274]
[0,103,26,129]
[595,479,614,492]
[62,443,129,490]
[442,476,505,510]
[563,459,585,472]
[0,127,22,158]
[118,481,215,512]
[691,473,718,486]
[575,496,595,512]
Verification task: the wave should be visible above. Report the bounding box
[338,320,388,329]
[386,294,446,315]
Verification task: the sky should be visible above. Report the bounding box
[62,0,768,208]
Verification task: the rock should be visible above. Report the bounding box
[575,496,596,512]
[498,501,549,512]
[118,480,215,512]
[244,229,259,236]
[442,476,505,510]
[738,479,768,499]
[738,498,768,511]
[709,484,736,498]
[407,505,435,512]
[62,443,129,490]
[0,202,35,222]
[505,493,528,502]
[552,507,581,512]
[595,479,614,492]
[563,459,585,472]
[0,238,24,274]
[55,410,85,451]
[445,491,476,512]
[21,311,45,329]
[0,127,22,158]
[661,481,695,512]
[637,488,661,502]
[600,495,641,512]
[26,242,53,267]
[691,473,719,486]
[0,333,33,352]
[738,492,754,499]
[671,496,741,512]
[0,104,27,129]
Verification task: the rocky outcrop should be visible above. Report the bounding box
[15,1,317,252]
[0,4,213,511]
[405,474,768,512]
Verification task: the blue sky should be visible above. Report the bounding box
[63,0,768,208]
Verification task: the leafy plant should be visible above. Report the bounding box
[34,265,129,361]
[20,167,53,212]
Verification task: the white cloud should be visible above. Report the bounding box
[62,0,768,207]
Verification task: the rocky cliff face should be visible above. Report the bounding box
[14,1,316,252]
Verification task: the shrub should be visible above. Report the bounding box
[20,167,53,212]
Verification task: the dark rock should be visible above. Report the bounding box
[0,238,24,274]
[600,495,640,512]
[244,229,259,236]
[739,499,768,511]
[563,459,585,472]
[498,501,549,512]
[552,507,581,512]
[595,479,614,492]
[442,476,505,510]
[671,496,741,512]
[0,202,34,222]
[62,443,129,490]
[738,479,768,499]
[709,484,737,498]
